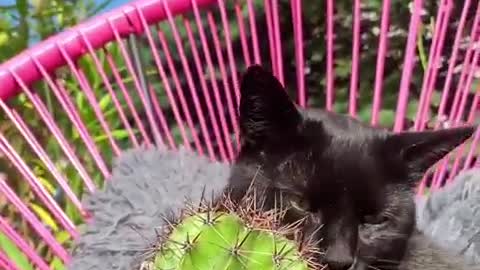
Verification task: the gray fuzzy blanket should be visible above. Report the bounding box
[416,169,480,265]
[68,147,230,270]
[68,146,480,269]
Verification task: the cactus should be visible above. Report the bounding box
[140,188,320,270]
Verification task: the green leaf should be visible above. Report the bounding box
[75,91,85,111]
[0,16,11,30]
[50,257,66,270]
[37,176,56,195]
[65,199,82,224]
[103,107,119,119]
[0,32,8,46]
[335,58,352,78]
[94,129,130,143]
[79,56,100,88]
[471,78,480,93]
[0,233,34,270]
[16,0,29,16]
[30,0,48,13]
[358,105,372,123]
[357,106,395,128]
[55,231,71,245]
[71,126,80,141]
[87,0,113,17]
[334,102,348,114]
[407,99,420,120]
[430,91,442,106]
[170,125,184,144]
[29,203,59,231]
[417,24,428,71]
[379,109,395,127]
[98,94,112,111]
[310,52,323,62]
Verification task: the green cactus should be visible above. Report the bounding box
[140,190,320,270]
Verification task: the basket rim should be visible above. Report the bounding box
[0,0,216,101]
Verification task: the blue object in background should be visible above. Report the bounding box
[99,0,132,13]
[1,0,133,14]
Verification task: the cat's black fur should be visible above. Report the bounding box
[225,65,476,270]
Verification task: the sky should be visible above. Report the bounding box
[100,0,132,12]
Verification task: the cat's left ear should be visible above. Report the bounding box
[384,126,476,175]
[239,65,302,148]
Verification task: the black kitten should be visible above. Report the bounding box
[226,65,475,270]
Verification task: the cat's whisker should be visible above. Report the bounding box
[367,265,382,270]
[370,265,397,270]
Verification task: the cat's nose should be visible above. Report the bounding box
[325,251,354,270]
[326,260,354,270]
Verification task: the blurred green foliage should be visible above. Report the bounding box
[0,0,114,62]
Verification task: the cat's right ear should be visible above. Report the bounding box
[383,126,475,178]
[239,65,302,148]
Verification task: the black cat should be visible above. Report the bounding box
[226,65,476,270]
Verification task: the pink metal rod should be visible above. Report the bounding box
[107,18,165,147]
[217,0,241,147]
[184,18,228,161]
[105,51,152,146]
[414,0,452,132]
[208,11,240,158]
[291,0,305,108]
[393,0,422,132]
[79,32,140,148]
[6,105,85,213]
[161,2,216,160]
[349,0,361,117]
[0,0,217,101]
[217,0,242,106]
[247,0,262,65]
[156,28,204,154]
[148,85,176,149]
[421,0,474,191]
[191,0,236,161]
[0,217,50,270]
[271,0,284,86]
[0,179,70,263]
[325,0,335,111]
[431,2,480,188]
[371,0,391,126]
[0,132,78,238]
[434,0,473,128]
[414,0,453,193]
[0,250,19,270]
[136,6,192,150]
[264,0,277,77]
[235,4,252,67]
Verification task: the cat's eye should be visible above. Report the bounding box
[289,197,310,213]
[362,214,388,225]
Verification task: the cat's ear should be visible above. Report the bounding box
[384,126,475,175]
[239,65,301,147]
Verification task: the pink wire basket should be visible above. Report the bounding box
[0,0,479,269]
